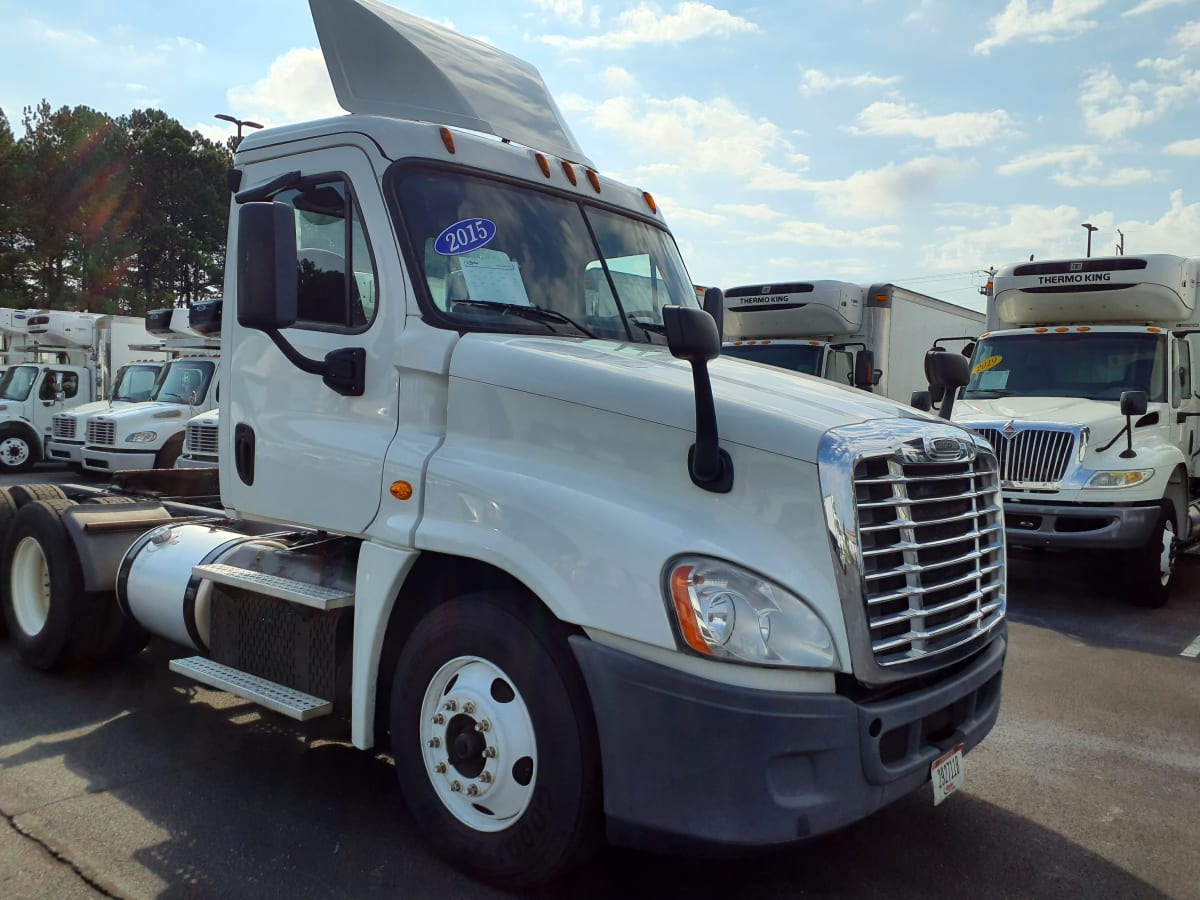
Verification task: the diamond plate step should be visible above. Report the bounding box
[192,563,354,610]
[169,656,332,720]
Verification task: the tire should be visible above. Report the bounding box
[0,427,37,474]
[390,592,601,887]
[0,498,114,670]
[85,496,139,505]
[0,489,13,637]
[1126,502,1176,609]
[154,434,185,469]
[8,484,68,509]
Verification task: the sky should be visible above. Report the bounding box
[2,0,1199,313]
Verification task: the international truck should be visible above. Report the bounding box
[67,302,222,472]
[953,253,1200,606]
[722,281,985,402]
[0,311,155,473]
[0,0,1008,887]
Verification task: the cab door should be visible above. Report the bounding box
[35,367,87,433]
[223,143,401,535]
[1180,335,1200,479]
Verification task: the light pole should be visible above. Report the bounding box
[1081,222,1098,258]
[215,113,264,146]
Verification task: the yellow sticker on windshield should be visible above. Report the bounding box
[972,355,1002,375]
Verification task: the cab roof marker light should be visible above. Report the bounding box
[642,191,657,213]
[1036,327,1048,333]
[534,153,551,178]
[438,127,456,154]
[1148,327,1162,333]
[1077,326,1091,331]
[1055,327,1069,332]
[561,160,577,185]
[585,169,602,193]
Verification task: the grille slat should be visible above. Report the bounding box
[51,414,76,440]
[854,449,1006,667]
[974,426,1075,486]
[87,419,115,446]
[186,422,219,456]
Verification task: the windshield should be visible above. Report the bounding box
[722,343,823,376]
[151,359,217,404]
[963,332,1167,402]
[0,365,38,401]
[112,364,160,402]
[393,167,697,342]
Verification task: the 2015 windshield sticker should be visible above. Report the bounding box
[972,355,1002,375]
[434,218,496,256]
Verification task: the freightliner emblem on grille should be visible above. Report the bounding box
[922,436,974,462]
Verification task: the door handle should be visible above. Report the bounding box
[234,423,256,486]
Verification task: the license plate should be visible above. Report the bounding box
[931,744,965,806]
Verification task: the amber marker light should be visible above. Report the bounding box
[390,481,413,500]
[561,160,578,185]
[1148,327,1162,333]
[586,169,602,192]
[1036,327,1049,333]
[534,153,551,178]
[642,191,657,213]
[439,127,455,154]
[1077,326,1091,332]
[669,565,712,655]
[1055,327,1069,332]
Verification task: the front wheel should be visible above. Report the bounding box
[1126,503,1176,608]
[0,428,37,473]
[390,593,600,887]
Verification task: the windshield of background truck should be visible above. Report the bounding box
[0,365,38,401]
[112,364,160,402]
[963,332,1167,402]
[722,343,823,376]
[393,168,697,342]
[150,359,216,404]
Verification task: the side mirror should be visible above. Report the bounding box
[1119,390,1148,417]
[702,287,724,344]
[237,201,298,331]
[961,340,977,358]
[853,349,876,391]
[911,390,933,412]
[665,305,721,363]
[872,368,882,386]
[664,305,732,493]
[925,349,971,420]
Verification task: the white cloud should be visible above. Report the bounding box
[1123,0,1189,15]
[1053,166,1158,186]
[658,195,725,226]
[997,145,1101,175]
[602,66,638,91]
[748,220,902,248]
[904,0,937,24]
[530,0,588,24]
[1110,190,1200,255]
[1079,64,1200,139]
[974,0,1106,55]
[1165,137,1200,154]
[799,69,900,96]
[540,2,758,50]
[158,37,205,54]
[1137,56,1187,74]
[1175,19,1200,48]
[924,203,1089,270]
[851,101,1015,149]
[715,203,785,221]
[998,144,1162,187]
[802,157,974,219]
[226,48,343,127]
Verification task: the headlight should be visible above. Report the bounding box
[665,556,838,669]
[1086,469,1153,488]
[126,431,158,443]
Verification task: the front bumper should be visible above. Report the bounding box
[45,438,83,464]
[570,631,1005,850]
[175,455,217,469]
[1003,498,1159,549]
[81,447,157,472]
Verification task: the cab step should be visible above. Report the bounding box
[169,656,332,720]
[192,563,354,610]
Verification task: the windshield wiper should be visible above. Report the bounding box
[963,390,1014,398]
[629,319,666,336]
[452,300,595,338]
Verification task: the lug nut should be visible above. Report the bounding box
[463,701,476,714]
[466,784,480,797]
[482,747,497,759]
[450,780,462,792]
[480,771,494,784]
[428,737,441,749]
[432,713,445,725]
[444,700,458,712]
[434,762,447,774]
[475,719,491,733]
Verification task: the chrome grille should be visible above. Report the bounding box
[854,453,1005,667]
[87,419,116,446]
[972,427,1075,487]
[51,414,76,440]
[186,422,219,457]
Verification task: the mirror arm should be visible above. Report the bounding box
[264,329,365,397]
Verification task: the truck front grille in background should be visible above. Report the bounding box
[186,422,219,456]
[87,420,115,446]
[854,456,1005,667]
[51,415,75,439]
[972,428,1075,487]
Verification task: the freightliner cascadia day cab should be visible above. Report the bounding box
[0,311,156,473]
[78,300,222,472]
[953,254,1200,606]
[722,281,984,402]
[0,0,1007,886]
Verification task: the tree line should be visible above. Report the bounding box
[0,101,233,317]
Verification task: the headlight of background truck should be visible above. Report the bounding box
[1086,469,1154,488]
[126,431,158,443]
[666,556,838,669]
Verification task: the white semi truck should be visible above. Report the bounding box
[78,300,221,473]
[722,281,984,403]
[0,0,1007,887]
[0,311,156,472]
[953,253,1200,606]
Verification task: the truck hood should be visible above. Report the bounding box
[450,334,948,463]
[90,402,191,428]
[954,396,1134,435]
[55,399,137,420]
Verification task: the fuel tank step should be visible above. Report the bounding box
[169,656,332,720]
[191,563,354,610]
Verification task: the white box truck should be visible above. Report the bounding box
[723,281,984,402]
[0,312,156,473]
[0,0,1007,887]
[78,300,221,472]
[175,408,219,468]
[0,308,40,368]
[953,253,1200,606]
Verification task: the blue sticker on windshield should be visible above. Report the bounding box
[434,218,497,256]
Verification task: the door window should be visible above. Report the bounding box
[40,370,79,401]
